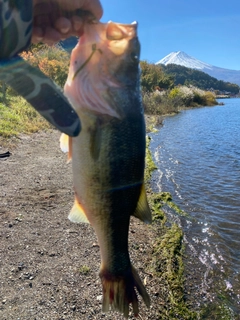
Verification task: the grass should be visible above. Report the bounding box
[0,95,51,146]
[79,265,91,275]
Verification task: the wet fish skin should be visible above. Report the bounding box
[62,20,151,318]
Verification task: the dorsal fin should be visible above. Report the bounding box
[133,184,152,224]
[60,133,72,163]
[68,198,90,224]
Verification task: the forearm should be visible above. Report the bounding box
[0,0,32,59]
[0,0,81,137]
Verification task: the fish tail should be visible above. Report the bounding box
[100,265,150,318]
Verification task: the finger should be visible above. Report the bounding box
[58,29,80,41]
[71,16,84,32]
[32,26,44,43]
[42,27,62,45]
[81,0,103,20]
[33,2,52,16]
[53,0,103,20]
[54,17,71,34]
[52,0,85,11]
[34,14,52,29]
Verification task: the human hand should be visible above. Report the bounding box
[32,0,103,45]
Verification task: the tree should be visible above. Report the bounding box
[140,61,174,92]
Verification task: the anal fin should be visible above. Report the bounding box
[68,198,90,224]
[133,184,152,224]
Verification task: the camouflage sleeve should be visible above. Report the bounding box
[0,0,81,137]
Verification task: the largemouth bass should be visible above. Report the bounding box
[61,19,151,318]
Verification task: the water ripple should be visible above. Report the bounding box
[150,98,240,314]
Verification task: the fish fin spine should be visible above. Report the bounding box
[133,184,152,224]
[68,198,90,224]
[68,136,72,163]
[59,133,72,163]
[100,265,150,318]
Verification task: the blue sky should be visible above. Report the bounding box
[100,0,240,70]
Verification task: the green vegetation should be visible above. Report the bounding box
[143,85,217,115]
[161,63,240,94]
[200,303,235,320]
[0,45,68,144]
[22,44,70,87]
[0,96,51,146]
[1,44,233,319]
[145,137,197,319]
[0,48,221,143]
[140,61,174,92]
[78,265,91,275]
[145,136,157,182]
[152,223,197,319]
[140,61,219,115]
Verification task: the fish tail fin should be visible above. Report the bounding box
[100,265,150,318]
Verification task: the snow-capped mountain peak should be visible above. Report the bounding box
[155,51,240,85]
[156,51,213,70]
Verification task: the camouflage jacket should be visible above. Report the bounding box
[0,0,80,136]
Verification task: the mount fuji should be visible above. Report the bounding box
[156,51,240,86]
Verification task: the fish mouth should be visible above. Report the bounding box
[104,21,139,57]
[65,19,140,118]
[106,21,138,41]
[72,20,139,78]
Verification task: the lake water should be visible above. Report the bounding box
[149,98,240,317]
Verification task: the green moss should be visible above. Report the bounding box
[152,224,197,319]
[148,192,166,224]
[160,192,188,217]
[200,303,235,320]
[145,135,157,183]
[145,135,197,319]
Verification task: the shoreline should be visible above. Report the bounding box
[146,108,238,320]
[0,130,196,319]
[144,99,224,132]
[0,101,235,319]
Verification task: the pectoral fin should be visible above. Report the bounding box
[60,133,72,163]
[133,184,152,224]
[68,198,90,224]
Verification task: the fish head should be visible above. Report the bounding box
[104,21,140,83]
[64,21,141,118]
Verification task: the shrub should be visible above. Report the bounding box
[21,45,69,87]
[143,91,178,115]
[143,85,217,116]
[204,91,217,106]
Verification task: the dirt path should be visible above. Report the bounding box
[0,130,162,320]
